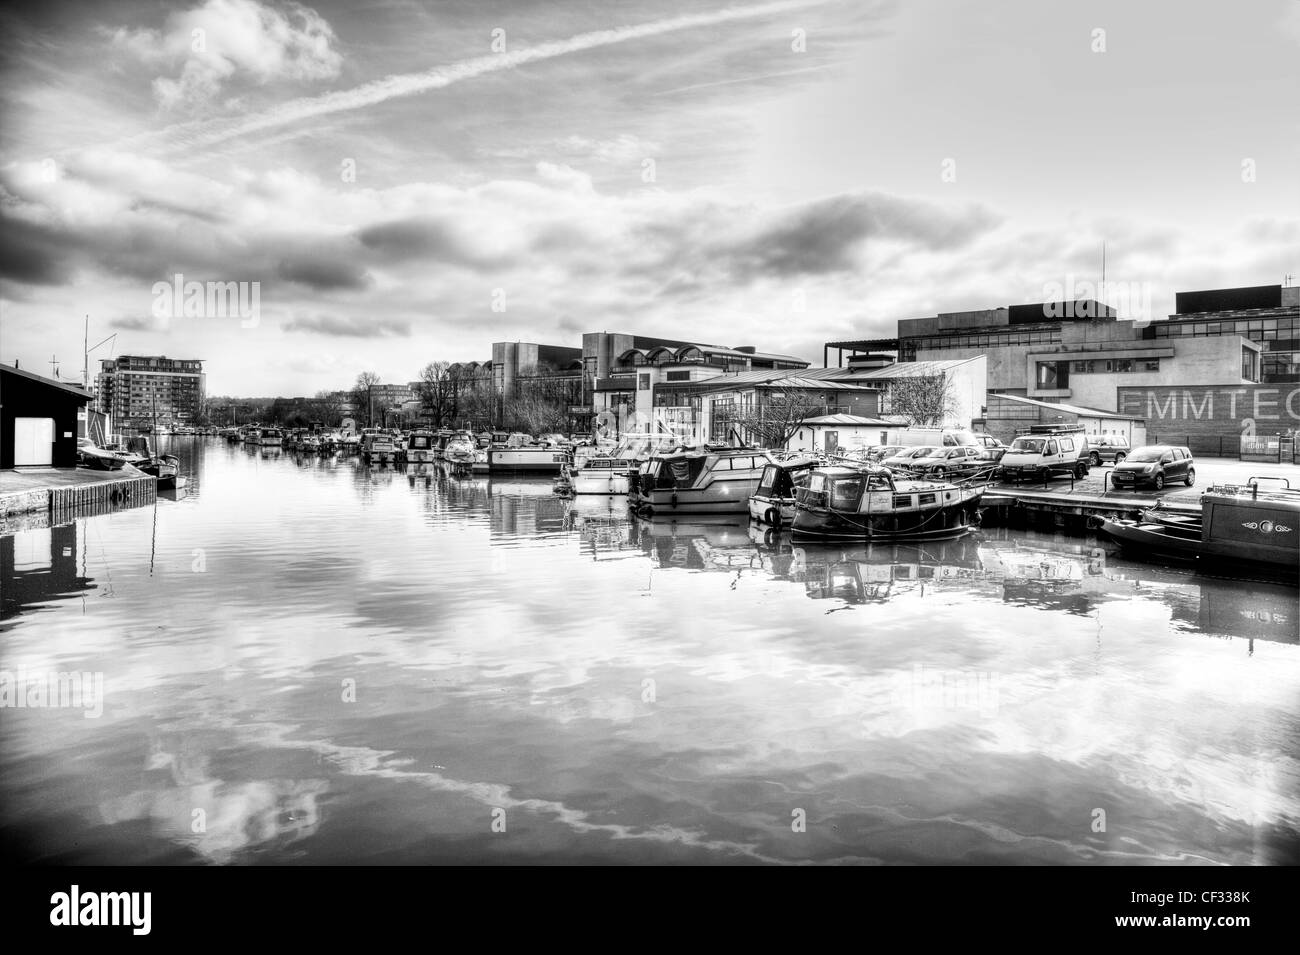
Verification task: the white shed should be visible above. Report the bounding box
[787,414,896,454]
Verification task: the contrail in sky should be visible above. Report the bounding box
[117,0,831,157]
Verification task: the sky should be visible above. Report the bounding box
[1,0,1297,396]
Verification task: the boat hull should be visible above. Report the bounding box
[488,448,569,474]
[749,493,795,525]
[1101,518,1299,569]
[792,492,983,541]
[641,478,762,515]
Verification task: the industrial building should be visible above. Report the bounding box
[825,285,1299,446]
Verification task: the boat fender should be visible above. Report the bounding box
[642,505,654,518]
[764,508,780,527]
[670,493,678,508]
[1085,514,1105,530]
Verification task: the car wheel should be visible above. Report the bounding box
[1185,467,1195,487]
[1153,473,1165,491]
[1115,452,1126,464]
[1089,452,1100,467]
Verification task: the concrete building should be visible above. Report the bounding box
[3,364,93,468]
[825,287,1293,445]
[96,356,205,430]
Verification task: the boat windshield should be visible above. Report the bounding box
[1010,437,1045,453]
[828,476,866,509]
[1125,448,1165,463]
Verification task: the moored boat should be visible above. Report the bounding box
[749,454,822,526]
[791,463,985,541]
[570,433,677,495]
[405,430,438,464]
[360,428,397,464]
[1100,478,1300,571]
[488,433,569,474]
[634,445,774,516]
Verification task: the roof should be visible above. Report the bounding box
[658,368,881,393]
[990,392,1144,421]
[826,337,900,351]
[799,414,893,426]
[844,357,983,380]
[1,363,93,399]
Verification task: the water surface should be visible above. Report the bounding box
[2,439,1297,864]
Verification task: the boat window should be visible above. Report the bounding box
[918,492,937,505]
[757,466,779,495]
[893,495,912,508]
[829,477,865,509]
[808,473,826,493]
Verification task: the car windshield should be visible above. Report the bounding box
[907,446,937,457]
[1125,448,1165,463]
[1010,437,1045,453]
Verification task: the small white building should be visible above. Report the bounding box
[787,414,897,454]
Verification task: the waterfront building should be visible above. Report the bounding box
[825,285,1299,446]
[96,356,205,430]
[581,333,809,432]
[367,383,414,427]
[2,364,92,468]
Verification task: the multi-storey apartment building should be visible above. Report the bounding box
[96,356,205,429]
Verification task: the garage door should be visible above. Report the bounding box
[14,417,55,466]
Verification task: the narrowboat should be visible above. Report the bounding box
[1100,478,1300,571]
[790,464,985,541]
[749,455,821,526]
[634,446,774,516]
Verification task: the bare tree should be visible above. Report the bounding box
[506,391,569,434]
[352,371,380,427]
[726,386,826,449]
[884,371,957,427]
[415,361,460,428]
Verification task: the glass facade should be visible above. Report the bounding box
[900,325,1061,361]
[1148,313,1298,383]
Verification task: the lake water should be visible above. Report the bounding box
[3,439,1298,865]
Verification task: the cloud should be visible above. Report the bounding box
[114,0,831,154]
[109,0,342,110]
[281,313,410,337]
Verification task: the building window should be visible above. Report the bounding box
[1242,346,1259,382]
[665,370,691,382]
[638,373,650,391]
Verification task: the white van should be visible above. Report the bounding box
[998,429,1091,481]
[893,428,979,448]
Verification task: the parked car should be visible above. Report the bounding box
[998,430,1091,481]
[972,433,1008,463]
[909,445,985,477]
[866,444,905,462]
[1087,434,1130,467]
[1108,445,1194,490]
[882,446,940,470]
